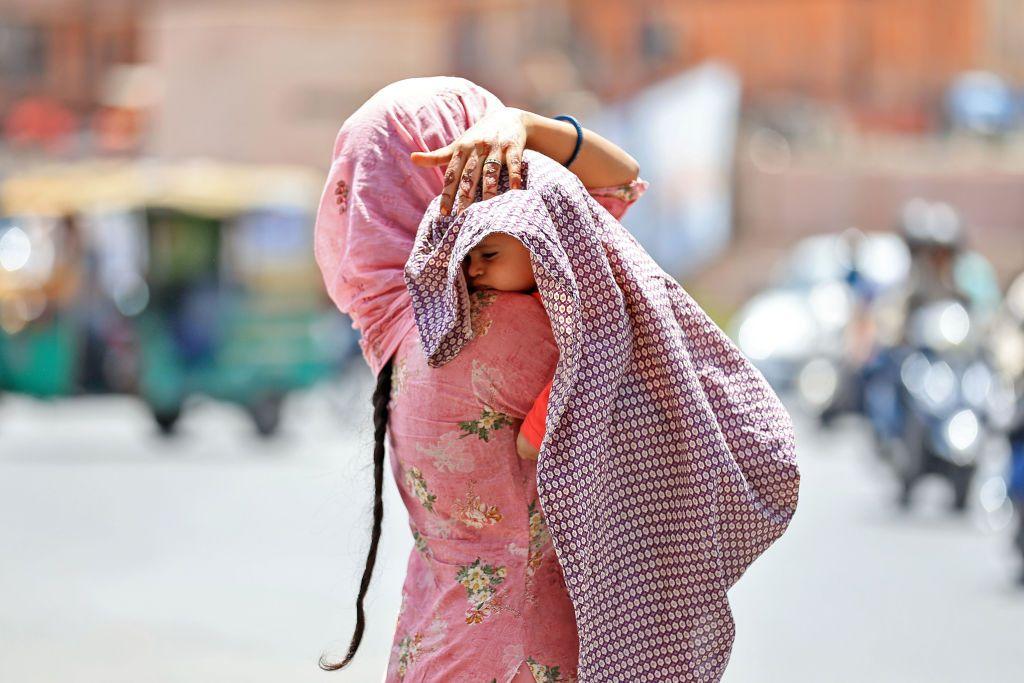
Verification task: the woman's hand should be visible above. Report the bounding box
[412,106,641,216]
[410,106,529,216]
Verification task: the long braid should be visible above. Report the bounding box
[320,357,394,672]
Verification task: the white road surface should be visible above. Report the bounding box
[1,372,1021,683]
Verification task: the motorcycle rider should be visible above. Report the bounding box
[862,200,1000,474]
[882,200,972,343]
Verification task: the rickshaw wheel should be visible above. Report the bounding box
[248,393,284,438]
[152,406,182,436]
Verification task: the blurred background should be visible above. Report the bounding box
[2,1,1024,681]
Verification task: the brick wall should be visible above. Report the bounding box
[575,0,985,118]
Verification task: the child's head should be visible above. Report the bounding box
[463,232,536,293]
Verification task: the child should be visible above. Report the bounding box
[462,232,552,461]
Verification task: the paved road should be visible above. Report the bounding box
[1,375,1021,682]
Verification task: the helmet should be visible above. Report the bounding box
[898,199,965,252]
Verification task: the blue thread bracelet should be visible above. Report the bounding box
[553,114,583,167]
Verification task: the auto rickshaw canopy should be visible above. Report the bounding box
[0,159,324,218]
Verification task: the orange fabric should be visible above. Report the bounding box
[521,291,554,449]
[520,378,552,449]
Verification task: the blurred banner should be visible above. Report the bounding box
[590,62,741,279]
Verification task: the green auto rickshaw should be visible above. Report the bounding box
[0,160,357,437]
[0,162,138,399]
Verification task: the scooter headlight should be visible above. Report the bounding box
[922,360,958,412]
[797,358,840,410]
[943,409,981,465]
[961,361,992,410]
[902,354,957,414]
[906,300,972,352]
[984,379,1018,431]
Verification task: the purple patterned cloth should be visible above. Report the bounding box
[404,151,801,681]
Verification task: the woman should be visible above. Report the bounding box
[314,76,648,682]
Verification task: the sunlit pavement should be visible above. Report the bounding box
[1,375,1022,683]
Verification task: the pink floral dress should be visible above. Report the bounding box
[384,181,648,683]
[386,289,572,682]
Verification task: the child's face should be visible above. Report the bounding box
[463,232,536,292]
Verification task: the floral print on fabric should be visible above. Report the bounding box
[416,431,476,474]
[458,407,513,442]
[395,633,422,679]
[404,467,437,513]
[452,481,504,529]
[411,528,432,558]
[333,178,349,213]
[526,657,567,683]
[388,610,449,681]
[455,557,507,624]
[470,359,506,406]
[525,499,550,577]
[391,355,410,398]
[470,289,498,337]
[421,514,458,540]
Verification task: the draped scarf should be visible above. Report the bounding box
[404,150,800,682]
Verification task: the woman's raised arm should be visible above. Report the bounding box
[410,106,641,216]
[521,110,639,189]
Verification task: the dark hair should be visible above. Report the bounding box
[320,356,393,672]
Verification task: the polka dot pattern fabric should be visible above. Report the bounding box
[404,151,801,682]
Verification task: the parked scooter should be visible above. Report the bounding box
[862,200,1006,510]
[733,229,909,406]
[794,229,902,427]
[876,298,1006,509]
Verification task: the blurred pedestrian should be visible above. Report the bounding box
[3,95,77,154]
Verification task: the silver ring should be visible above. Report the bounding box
[482,158,501,167]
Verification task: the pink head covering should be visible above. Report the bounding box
[313,77,503,376]
[405,150,801,681]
